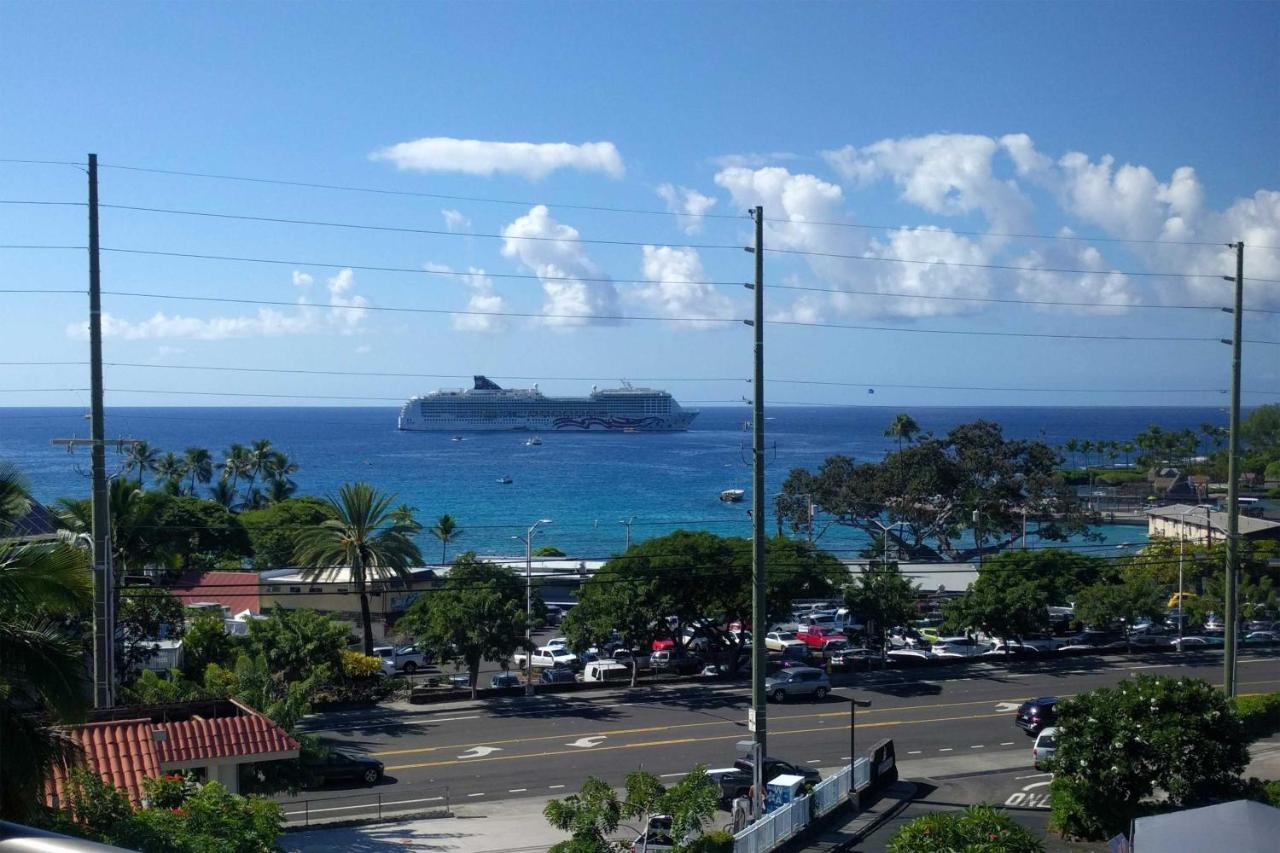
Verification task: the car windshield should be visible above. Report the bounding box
[777,632,795,640]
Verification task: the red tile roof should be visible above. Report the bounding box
[47,702,297,807]
[172,570,260,616]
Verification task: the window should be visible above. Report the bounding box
[288,586,301,593]
[309,586,322,593]
[267,585,280,593]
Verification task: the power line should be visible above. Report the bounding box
[770,317,1280,346]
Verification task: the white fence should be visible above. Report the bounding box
[732,759,866,853]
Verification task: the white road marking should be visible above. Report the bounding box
[467,793,485,798]
[567,736,608,748]
[1000,742,1016,746]
[970,745,984,749]
[840,756,851,760]
[807,760,821,764]
[1016,772,1052,780]
[907,750,922,755]
[660,773,685,778]
[509,788,527,793]
[410,715,480,724]
[994,702,1021,713]
[939,748,953,752]
[549,784,565,789]
[457,746,502,759]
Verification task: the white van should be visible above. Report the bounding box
[583,661,631,682]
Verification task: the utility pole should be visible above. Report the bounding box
[1222,241,1244,697]
[748,205,767,819]
[620,517,634,551]
[87,154,114,709]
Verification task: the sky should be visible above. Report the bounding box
[1,0,1278,409]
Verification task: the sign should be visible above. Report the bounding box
[747,707,756,732]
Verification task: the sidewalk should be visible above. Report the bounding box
[805,781,918,852]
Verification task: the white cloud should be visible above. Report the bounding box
[655,184,718,233]
[370,137,624,180]
[453,268,508,333]
[501,205,619,327]
[442,209,471,232]
[72,269,371,340]
[633,246,737,328]
[291,271,313,287]
[1012,233,1137,314]
[710,152,798,169]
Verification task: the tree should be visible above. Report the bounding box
[58,477,151,575]
[544,776,621,853]
[534,545,565,557]
[180,609,240,679]
[563,563,660,687]
[294,482,423,655]
[544,767,719,853]
[239,496,334,569]
[398,554,529,698]
[183,447,214,496]
[1063,437,1080,469]
[124,441,160,490]
[888,805,1044,853]
[1074,574,1165,650]
[947,568,1048,650]
[117,586,186,680]
[239,439,276,509]
[208,478,236,509]
[883,413,920,451]
[153,451,186,495]
[219,443,250,500]
[776,420,1095,562]
[145,493,252,572]
[244,606,347,686]
[428,513,462,564]
[1049,675,1249,839]
[845,561,919,652]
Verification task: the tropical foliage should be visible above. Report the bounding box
[887,805,1044,853]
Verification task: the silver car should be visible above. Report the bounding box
[765,666,830,702]
[1032,726,1058,770]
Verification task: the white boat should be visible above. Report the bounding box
[451,435,465,442]
[399,376,698,432]
[526,436,543,446]
[497,475,513,484]
[720,489,745,503]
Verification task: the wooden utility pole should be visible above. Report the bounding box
[748,206,767,818]
[87,152,113,709]
[1223,241,1244,697]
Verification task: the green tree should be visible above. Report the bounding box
[146,493,252,572]
[208,478,237,509]
[398,553,529,698]
[1063,437,1080,469]
[181,609,241,679]
[240,496,334,569]
[182,447,214,496]
[117,586,186,680]
[534,545,565,557]
[428,513,462,564]
[544,767,718,853]
[845,560,919,652]
[888,805,1044,853]
[123,441,160,490]
[544,776,620,853]
[1074,574,1166,650]
[153,451,187,495]
[883,412,921,451]
[294,482,423,655]
[261,450,299,506]
[1049,675,1249,839]
[239,439,276,510]
[564,563,659,686]
[244,606,347,685]
[219,443,250,500]
[118,669,208,705]
[209,651,321,732]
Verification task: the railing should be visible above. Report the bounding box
[278,785,451,828]
[853,755,871,791]
[731,759,869,853]
[811,763,853,818]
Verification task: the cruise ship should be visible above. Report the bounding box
[398,376,698,432]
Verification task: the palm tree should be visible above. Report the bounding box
[294,483,423,654]
[1121,441,1135,467]
[429,513,462,564]
[208,478,236,508]
[1063,438,1080,470]
[265,476,297,505]
[883,413,921,451]
[56,478,145,575]
[123,441,159,490]
[1080,439,1094,470]
[220,443,250,499]
[0,466,92,820]
[260,450,299,507]
[240,439,275,506]
[183,447,213,496]
[153,451,186,494]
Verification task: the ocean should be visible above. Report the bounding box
[0,406,1228,559]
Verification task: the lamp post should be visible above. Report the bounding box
[846,695,871,775]
[620,517,634,551]
[972,509,982,568]
[517,519,552,696]
[865,518,907,565]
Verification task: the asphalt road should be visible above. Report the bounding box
[281,651,1280,818]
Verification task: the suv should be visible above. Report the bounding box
[374,644,430,674]
[302,749,384,786]
[1015,697,1059,735]
[540,667,577,685]
[733,755,821,785]
[764,667,830,702]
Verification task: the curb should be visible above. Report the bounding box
[832,781,918,851]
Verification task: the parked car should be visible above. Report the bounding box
[651,638,676,652]
[1243,631,1280,645]
[765,631,806,653]
[818,638,851,659]
[373,644,430,675]
[1015,697,1059,735]
[1032,727,1058,770]
[797,626,844,649]
[513,646,579,670]
[830,647,884,671]
[733,755,821,785]
[707,767,752,806]
[932,637,989,658]
[1014,634,1065,652]
[1057,632,1125,652]
[982,641,1040,658]
[610,649,653,671]
[764,666,830,702]
[544,604,564,627]
[446,672,471,689]
[302,749,384,786]
[489,673,521,688]
[886,648,935,665]
[540,667,577,685]
[1174,635,1224,649]
[653,650,703,674]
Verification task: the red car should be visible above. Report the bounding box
[797,626,843,649]
[651,638,675,652]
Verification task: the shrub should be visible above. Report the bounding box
[1234,692,1280,741]
[683,829,734,852]
[341,649,383,679]
[887,805,1044,853]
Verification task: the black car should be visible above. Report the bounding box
[708,768,753,806]
[733,755,821,785]
[1015,697,1059,735]
[489,673,521,688]
[540,667,577,684]
[303,750,384,786]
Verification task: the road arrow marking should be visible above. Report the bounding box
[994,702,1021,713]
[457,746,502,759]
[567,736,608,748]
[1021,780,1051,792]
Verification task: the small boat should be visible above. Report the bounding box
[622,427,638,433]
[720,489,745,503]
[497,476,513,484]
[526,436,543,446]
[452,435,465,442]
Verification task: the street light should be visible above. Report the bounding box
[515,519,552,696]
[620,517,635,551]
[844,694,872,774]
[864,518,907,565]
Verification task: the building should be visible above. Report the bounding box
[1147,503,1280,544]
[258,565,446,641]
[1130,799,1280,852]
[46,699,298,807]
[172,570,261,618]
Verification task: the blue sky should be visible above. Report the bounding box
[2,0,1278,409]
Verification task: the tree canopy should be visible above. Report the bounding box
[888,805,1044,853]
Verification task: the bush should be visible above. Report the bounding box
[1243,778,1280,808]
[887,805,1044,852]
[1233,692,1280,741]
[683,829,734,853]
[341,649,383,679]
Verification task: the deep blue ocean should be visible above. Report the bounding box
[0,406,1229,559]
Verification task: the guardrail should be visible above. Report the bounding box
[732,758,868,853]
[279,786,451,828]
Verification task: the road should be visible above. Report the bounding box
[282,651,1280,819]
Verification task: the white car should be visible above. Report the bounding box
[513,646,578,669]
[373,644,429,674]
[765,631,806,652]
[1032,727,1058,770]
[931,637,990,658]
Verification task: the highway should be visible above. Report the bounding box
[281,651,1280,816]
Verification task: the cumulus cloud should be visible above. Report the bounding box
[710,152,798,169]
[441,208,472,232]
[655,183,718,233]
[501,205,620,327]
[72,269,371,340]
[633,246,737,327]
[370,137,624,180]
[453,268,508,333]
[291,271,313,287]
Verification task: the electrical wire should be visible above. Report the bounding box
[769,317,1280,346]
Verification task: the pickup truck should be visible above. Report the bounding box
[512,646,579,670]
[796,626,844,649]
[373,644,430,675]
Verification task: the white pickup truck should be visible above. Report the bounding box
[513,646,579,669]
[374,644,430,675]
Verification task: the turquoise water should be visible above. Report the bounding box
[0,405,1213,558]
